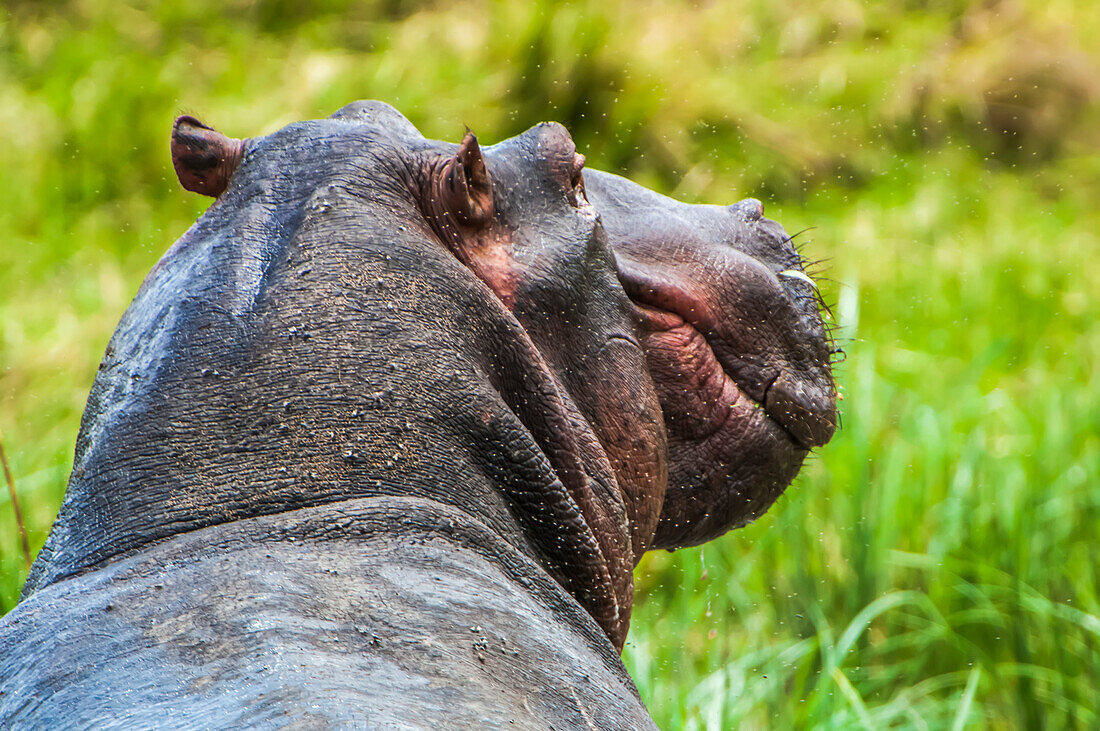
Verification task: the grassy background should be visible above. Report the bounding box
[1,1,1097,728]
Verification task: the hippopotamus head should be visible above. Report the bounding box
[25,101,835,653]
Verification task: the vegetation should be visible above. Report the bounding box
[2,1,1097,727]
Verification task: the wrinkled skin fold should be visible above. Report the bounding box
[0,101,836,728]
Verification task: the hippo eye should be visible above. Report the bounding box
[568,153,588,208]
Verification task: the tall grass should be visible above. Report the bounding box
[2,1,1097,727]
[626,163,1100,727]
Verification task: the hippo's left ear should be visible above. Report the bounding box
[437,130,495,226]
[171,115,246,198]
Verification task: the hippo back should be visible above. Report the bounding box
[1,497,655,729]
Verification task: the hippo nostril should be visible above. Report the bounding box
[729,198,764,222]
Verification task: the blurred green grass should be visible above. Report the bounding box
[1,1,1097,728]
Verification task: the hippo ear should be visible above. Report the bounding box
[171,115,245,198]
[438,130,495,226]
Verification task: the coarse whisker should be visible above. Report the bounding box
[814,292,837,322]
[783,227,816,247]
[805,275,838,288]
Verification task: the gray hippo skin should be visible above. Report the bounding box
[0,101,836,729]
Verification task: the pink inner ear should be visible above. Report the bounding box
[422,132,519,309]
[171,116,244,198]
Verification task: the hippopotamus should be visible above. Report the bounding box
[0,101,836,728]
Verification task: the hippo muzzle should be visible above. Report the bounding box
[584,169,838,548]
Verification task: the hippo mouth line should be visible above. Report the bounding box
[613,252,836,451]
[628,300,809,449]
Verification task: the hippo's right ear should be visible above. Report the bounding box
[436,130,495,227]
[171,115,245,198]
